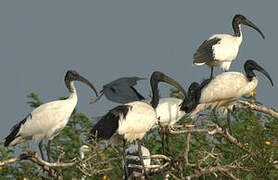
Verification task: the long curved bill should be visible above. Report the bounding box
[77,75,99,97]
[255,64,274,86]
[244,18,265,39]
[159,73,187,98]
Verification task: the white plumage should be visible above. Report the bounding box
[183,60,273,118]
[5,70,98,161]
[210,34,242,71]
[90,71,186,143]
[155,97,185,127]
[91,71,185,178]
[118,101,157,142]
[79,145,90,180]
[193,14,264,79]
[190,72,256,118]
[9,92,78,146]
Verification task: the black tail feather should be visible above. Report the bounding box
[4,115,29,147]
[90,105,130,141]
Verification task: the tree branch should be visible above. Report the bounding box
[238,100,278,119]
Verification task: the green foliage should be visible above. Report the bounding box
[0,90,278,179]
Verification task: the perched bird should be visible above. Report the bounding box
[180,79,211,114]
[154,97,186,154]
[91,76,187,155]
[4,70,98,161]
[91,76,146,104]
[122,143,151,180]
[181,60,273,133]
[90,71,185,178]
[79,145,90,180]
[193,14,265,79]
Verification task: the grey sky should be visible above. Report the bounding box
[0,1,277,140]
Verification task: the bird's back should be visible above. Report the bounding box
[118,101,157,141]
[6,98,77,147]
[200,72,257,104]
[156,97,185,126]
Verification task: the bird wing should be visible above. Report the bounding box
[193,37,221,64]
[102,77,145,104]
[90,105,131,141]
[200,72,248,103]
[4,114,30,147]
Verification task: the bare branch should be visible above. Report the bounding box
[0,151,77,168]
[239,100,278,119]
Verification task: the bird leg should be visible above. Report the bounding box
[122,139,129,178]
[227,109,233,135]
[210,66,214,79]
[137,140,149,179]
[161,130,166,154]
[165,133,173,156]
[46,140,51,162]
[212,108,221,126]
[39,140,55,176]
[39,140,45,161]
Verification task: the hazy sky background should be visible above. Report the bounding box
[0,1,277,140]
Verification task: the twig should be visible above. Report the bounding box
[0,151,76,167]
[207,124,254,155]
[238,100,278,119]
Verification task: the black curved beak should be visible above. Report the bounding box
[243,18,265,39]
[159,73,187,97]
[255,64,274,86]
[77,75,99,97]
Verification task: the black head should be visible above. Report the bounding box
[188,82,200,98]
[65,70,98,96]
[232,14,265,39]
[150,71,186,108]
[233,14,247,24]
[180,82,201,113]
[244,60,273,86]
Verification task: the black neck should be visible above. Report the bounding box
[150,77,159,109]
[232,20,241,37]
[65,78,75,93]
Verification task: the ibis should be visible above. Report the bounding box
[193,14,265,79]
[154,97,186,154]
[181,60,273,133]
[90,71,185,178]
[91,75,187,154]
[122,143,151,180]
[79,145,90,180]
[4,70,98,162]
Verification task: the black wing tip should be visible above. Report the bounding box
[4,131,18,147]
[4,136,14,147]
[89,105,130,142]
[4,115,29,147]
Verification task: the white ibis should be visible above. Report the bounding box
[90,71,185,178]
[92,75,187,154]
[92,76,146,104]
[122,143,151,180]
[154,97,186,154]
[181,60,273,133]
[79,145,90,180]
[4,70,98,161]
[193,14,265,79]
